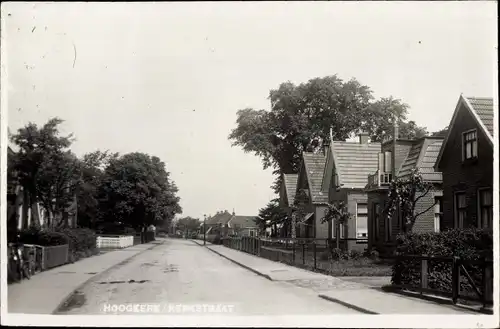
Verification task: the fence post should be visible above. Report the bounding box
[421,255,428,291]
[483,260,493,308]
[292,241,296,264]
[313,242,317,270]
[452,256,460,304]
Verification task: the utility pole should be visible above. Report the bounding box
[203,214,207,246]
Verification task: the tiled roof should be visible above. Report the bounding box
[283,174,298,206]
[229,216,258,229]
[330,142,381,189]
[465,97,494,137]
[206,211,233,225]
[302,152,329,204]
[399,138,443,182]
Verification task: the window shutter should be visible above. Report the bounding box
[378,153,384,172]
[384,151,392,173]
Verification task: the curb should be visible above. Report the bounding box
[53,240,165,314]
[381,285,492,315]
[190,240,273,281]
[318,294,378,314]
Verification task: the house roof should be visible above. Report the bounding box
[206,211,233,226]
[330,141,381,189]
[435,94,494,168]
[283,174,298,206]
[398,137,443,182]
[229,215,257,229]
[302,152,329,204]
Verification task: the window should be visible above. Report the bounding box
[434,196,443,232]
[356,203,368,239]
[455,192,467,228]
[463,130,478,160]
[478,189,493,229]
[249,230,255,237]
[373,203,380,240]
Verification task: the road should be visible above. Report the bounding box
[58,238,357,315]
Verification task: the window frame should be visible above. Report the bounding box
[462,129,478,161]
[434,195,443,233]
[355,202,368,240]
[477,188,493,229]
[454,191,467,228]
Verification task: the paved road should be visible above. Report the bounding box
[59,238,357,315]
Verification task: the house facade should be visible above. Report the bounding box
[227,215,258,237]
[435,95,494,230]
[278,173,298,237]
[321,133,381,251]
[365,123,444,255]
[294,151,329,239]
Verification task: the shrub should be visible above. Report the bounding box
[18,227,69,246]
[330,248,344,260]
[319,250,330,261]
[392,228,493,295]
[348,249,362,260]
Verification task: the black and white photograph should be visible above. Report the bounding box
[0,1,497,327]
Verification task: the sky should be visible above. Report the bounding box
[2,2,497,220]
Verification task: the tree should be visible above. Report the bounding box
[228,76,427,192]
[320,201,351,249]
[176,216,200,233]
[385,168,435,232]
[10,117,77,228]
[256,199,288,237]
[77,150,119,229]
[98,152,182,230]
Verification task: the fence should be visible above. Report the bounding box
[40,244,69,270]
[97,235,134,249]
[222,236,367,273]
[392,254,493,308]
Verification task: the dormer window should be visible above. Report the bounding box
[462,129,478,160]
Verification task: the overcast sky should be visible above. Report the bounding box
[2,2,497,220]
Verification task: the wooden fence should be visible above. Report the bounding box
[392,254,493,308]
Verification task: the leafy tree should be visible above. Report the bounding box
[256,199,288,237]
[176,216,200,233]
[98,152,182,230]
[228,76,427,192]
[320,201,351,249]
[10,117,77,228]
[77,150,119,229]
[385,169,435,232]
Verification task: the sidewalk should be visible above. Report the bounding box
[193,240,475,314]
[8,239,165,314]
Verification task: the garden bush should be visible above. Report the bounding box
[17,227,69,246]
[392,228,493,295]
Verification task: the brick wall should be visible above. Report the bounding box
[438,103,494,229]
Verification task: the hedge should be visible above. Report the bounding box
[392,228,493,296]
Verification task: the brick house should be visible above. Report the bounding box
[365,123,444,255]
[278,173,298,236]
[435,95,494,230]
[321,133,381,251]
[294,152,329,239]
[203,210,233,236]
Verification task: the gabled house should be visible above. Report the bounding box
[365,123,444,255]
[278,173,298,237]
[204,210,233,236]
[294,151,329,239]
[435,95,494,230]
[227,215,258,237]
[321,133,381,251]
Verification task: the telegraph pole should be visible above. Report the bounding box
[203,214,207,245]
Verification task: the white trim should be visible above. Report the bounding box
[435,94,493,170]
[355,202,368,239]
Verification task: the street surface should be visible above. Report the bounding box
[59,239,357,315]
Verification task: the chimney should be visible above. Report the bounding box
[323,140,330,155]
[358,132,370,144]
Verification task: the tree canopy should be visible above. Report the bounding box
[229,75,428,192]
[175,216,201,232]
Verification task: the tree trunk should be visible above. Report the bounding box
[291,213,296,239]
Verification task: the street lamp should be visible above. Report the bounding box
[203,214,207,245]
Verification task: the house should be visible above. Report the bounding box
[365,122,444,255]
[321,133,381,251]
[227,215,258,237]
[293,151,329,239]
[7,145,77,231]
[435,95,494,230]
[203,210,233,236]
[278,173,298,236]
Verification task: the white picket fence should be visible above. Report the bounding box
[96,235,134,249]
